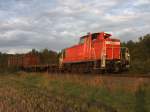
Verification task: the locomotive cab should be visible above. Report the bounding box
[79,32,111,45]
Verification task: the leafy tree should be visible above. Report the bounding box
[39,48,58,64]
[123,34,150,73]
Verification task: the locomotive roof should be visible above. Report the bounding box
[80,32,112,39]
[80,32,99,39]
[79,32,121,42]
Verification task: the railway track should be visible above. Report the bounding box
[98,74,150,78]
[20,64,150,79]
[47,71,150,79]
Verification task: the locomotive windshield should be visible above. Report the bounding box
[79,35,87,44]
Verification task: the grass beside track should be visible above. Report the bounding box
[0,72,150,112]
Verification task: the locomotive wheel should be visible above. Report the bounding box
[100,69,105,74]
[114,63,121,73]
[107,69,112,73]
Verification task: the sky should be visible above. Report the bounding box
[0,0,149,54]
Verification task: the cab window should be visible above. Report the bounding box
[79,36,85,44]
[104,33,111,39]
[79,38,84,44]
[92,33,99,41]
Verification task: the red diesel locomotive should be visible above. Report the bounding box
[60,32,130,73]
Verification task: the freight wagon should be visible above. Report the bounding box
[59,32,130,73]
[8,52,57,72]
[8,53,40,70]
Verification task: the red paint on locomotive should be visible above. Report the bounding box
[62,32,120,63]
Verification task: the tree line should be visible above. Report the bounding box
[122,34,150,74]
[29,48,58,65]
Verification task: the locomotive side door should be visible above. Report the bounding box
[79,34,91,60]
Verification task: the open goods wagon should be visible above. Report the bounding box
[8,53,40,70]
[59,32,130,73]
[8,52,57,72]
